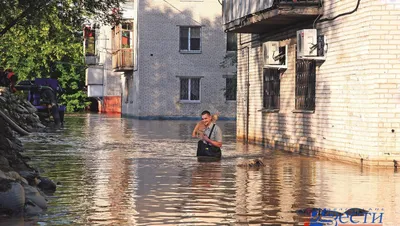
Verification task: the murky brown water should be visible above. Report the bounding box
[16,113,400,225]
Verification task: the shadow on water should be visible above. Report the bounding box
[16,114,400,225]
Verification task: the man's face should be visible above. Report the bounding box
[201,114,212,127]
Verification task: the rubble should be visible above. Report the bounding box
[0,87,56,218]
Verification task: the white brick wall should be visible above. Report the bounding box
[121,0,237,118]
[236,0,400,163]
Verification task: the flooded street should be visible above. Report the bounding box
[18,114,400,225]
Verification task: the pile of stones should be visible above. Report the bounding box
[0,88,56,218]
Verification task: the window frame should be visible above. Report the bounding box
[84,27,96,56]
[179,77,201,103]
[263,68,281,110]
[179,26,202,53]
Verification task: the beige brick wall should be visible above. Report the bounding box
[121,0,237,118]
[236,0,400,163]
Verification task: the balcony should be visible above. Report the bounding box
[223,0,322,33]
[112,20,134,72]
[112,49,134,72]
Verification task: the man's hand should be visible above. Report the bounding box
[202,134,210,143]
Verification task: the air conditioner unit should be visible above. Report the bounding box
[263,43,288,70]
[297,29,318,58]
[263,41,280,65]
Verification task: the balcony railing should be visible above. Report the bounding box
[223,0,322,33]
[112,49,134,71]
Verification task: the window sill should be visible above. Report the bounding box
[292,110,315,114]
[258,109,279,113]
[225,100,236,103]
[179,50,202,54]
[179,100,201,104]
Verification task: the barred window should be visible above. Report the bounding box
[225,77,236,101]
[180,78,200,101]
[295,60,316,110]
[263,68,280,110]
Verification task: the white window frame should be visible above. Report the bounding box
[179,26,202,53]
[178,77,202,103]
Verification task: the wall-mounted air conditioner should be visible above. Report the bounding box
[263,41,287,69]
[263,41,280,65]
[297,29,327,60]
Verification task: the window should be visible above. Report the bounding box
[226,32,237,51]
[295,60,316,110]
[225,77,236,101]
[180,78,200,101]
[180,27,201,52]
[263,69,280,110]
[121,22,133,48]
[125,76,130,103]
[112,21,133,50]
[84,27,95,56]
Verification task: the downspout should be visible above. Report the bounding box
[238,34,251,143]
[245,47,250,143]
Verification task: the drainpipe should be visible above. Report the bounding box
[245,47,250,143]
[238,46,250,143]
[238,34,252,143]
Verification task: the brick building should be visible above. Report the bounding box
[85,0,236,118]
[223,0,400,166]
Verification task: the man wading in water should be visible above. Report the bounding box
[196,110,223,159]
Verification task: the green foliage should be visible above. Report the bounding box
[0,0,125,36]
[0,0,125,112]
[220,52,237,100]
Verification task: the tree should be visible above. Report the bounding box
[0,0,124,37]
[0,0,125,111]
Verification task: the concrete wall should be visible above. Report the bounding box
[236,0,400,166]
[121,0,237,119]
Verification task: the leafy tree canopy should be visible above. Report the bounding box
[0,0,124,36]
[0,0,126,111]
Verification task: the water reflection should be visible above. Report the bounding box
[18,113,400,225]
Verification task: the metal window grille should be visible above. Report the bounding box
[263,68,280,109]
[225,77,236,101]
[295,60,316,110]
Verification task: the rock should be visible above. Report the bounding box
[0,156,10,171]
[22,184,47,210]
[4,171,28,184]
[0,179,25,216]
[0,170,6,179]
[16,105,29,114]
[19,171,40,186]
[24,200,44,216]
[37,177,57,194]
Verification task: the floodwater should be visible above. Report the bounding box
[15,113,400,225]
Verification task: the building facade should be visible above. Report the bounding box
[85,0,237,118]
[223,0,400,166]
